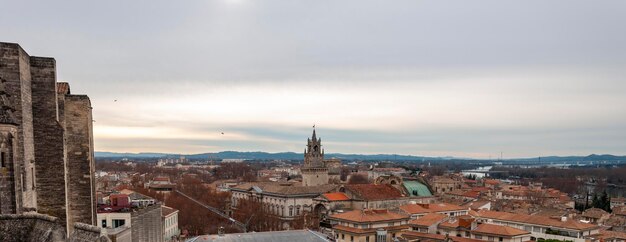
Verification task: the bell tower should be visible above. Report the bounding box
[301,128,329,186]
[304,129,324,168]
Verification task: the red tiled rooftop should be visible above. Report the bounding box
[400,203,467,215]
[409,213,448,227]
[153,177,170,181]
[322,192,350,201]
[402,231,484,242]
[473,224,531,237]
[477,210,599,231]
[333,224,409,234]
[484,179,500,185]
[330,209,409,223]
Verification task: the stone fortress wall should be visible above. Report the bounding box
[0,42,99,241]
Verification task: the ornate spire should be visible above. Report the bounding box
[0,78,17,125]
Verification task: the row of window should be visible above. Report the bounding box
[165,215,177,227]
[335,233,396,242]
[101,219,126,228]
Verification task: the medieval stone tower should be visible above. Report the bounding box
[0,42,96,237]
[301,129,329,186]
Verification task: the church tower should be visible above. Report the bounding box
[301,129,329,186]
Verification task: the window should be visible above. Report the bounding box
[366,236,370,242]
[392,233,396,238]
[475,235,482,239]
[342,234,345,239]
[488,236,494,241]
[388,222,394,226]
[351,235,354,242]
[101,220,107,228]
[289,207,293,216]
[296,206,300,215]
[499,237,503,242]
[21,171,25,190]
[112,219,125,228]
[0,152,5,167]
[31,167,35,189]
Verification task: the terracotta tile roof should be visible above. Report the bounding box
[344,184,404,201]
[477,210,599,231]
[614,206,626,216]
[402,231,484,242]
[232,182,337,195]
[484,179,500,185]
[438,215,474,229]
[400,203,467,215]
[472,224,531,237]
[330,209,409,223]
[589,230,626,240]
[471,187,491,192]
[322,192,350,201]
[409,213,448,227]
[333,224,409,234]
[467,200,491,210]
[582,208,609,219]
[468,210,480,217]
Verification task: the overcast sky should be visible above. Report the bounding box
[2,0,626,158]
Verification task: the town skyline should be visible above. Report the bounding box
[3,0,626,158]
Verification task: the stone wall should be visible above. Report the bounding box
[130,204,163,242]
[0,213,109,242]
[0,213,65,242]
[31,56,68,226]
[302,168,329,187]
[69,222,110,242]
[0,42,97,238]
[0,42,37,213]
[64,95,96,227]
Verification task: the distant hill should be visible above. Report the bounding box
[95,151,436,161]
[505,154,626,162]
[95,151,626,162]
[94,152,173,158]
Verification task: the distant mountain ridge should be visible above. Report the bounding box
[94,151,626,162]
[94,151,433,161]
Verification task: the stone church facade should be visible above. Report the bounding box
[0,42,99,240]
